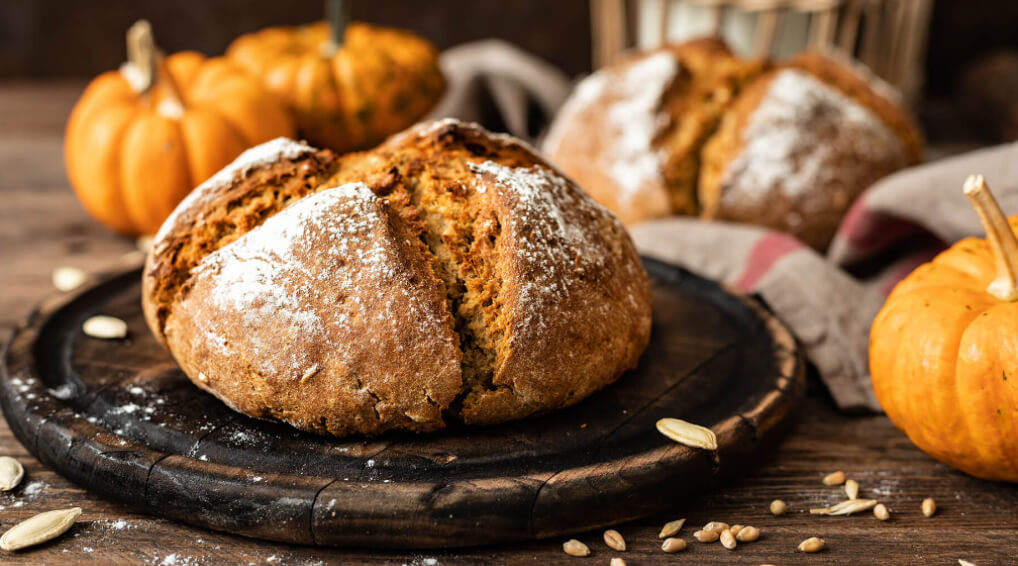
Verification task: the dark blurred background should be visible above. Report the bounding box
[3,0,1018,144]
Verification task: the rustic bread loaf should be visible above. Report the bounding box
[542,40,922,251]
[142,119,652,436]
[541,38,763,225]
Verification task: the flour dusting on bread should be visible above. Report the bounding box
[469,160,645,338]
[722,70,905,208]
[155,137,315,242]
[541,51,679,213]
[189,183,449,379]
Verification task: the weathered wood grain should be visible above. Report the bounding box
[0,83,1016,564]
[1,259,805,548]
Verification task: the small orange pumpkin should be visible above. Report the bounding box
[226,20,444,153]
[65,20,296,236]
[870,174,1018,481]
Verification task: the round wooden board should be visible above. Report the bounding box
[1,258,804,549]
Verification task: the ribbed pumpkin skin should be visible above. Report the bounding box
[227,22,444,153]
[64,52,296,236]
[870,216,1018,482]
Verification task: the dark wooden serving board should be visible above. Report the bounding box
[0,258,804,549]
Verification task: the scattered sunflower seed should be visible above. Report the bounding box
[798,536,826,553]
[845,478,859,499]
[693,530,719,543]
[656,418,717,450]
[922,497,937,517]
[720,528,737,550]
[810,499,878,516]
[703,521,729,533]
[82,315,128,339]
[874,503,890,521]
[0,507,81,551]
[603,529,625,552]
[728,524,744,536]
[0,457,24,491]
[562,539,590,557]
[610,558,626,566]
[736,525,760,542]
[661,537,686,553]
[959,560,977,566]
[769,499,787,515]
[822,471,846,486]
[658,518,685,539]
[52,267,88,293]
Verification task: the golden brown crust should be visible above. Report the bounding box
[541,38,765,225]
[786,52,923,163]
[142,120,653,436]
[698,57,919,251]
[544,40,923,251]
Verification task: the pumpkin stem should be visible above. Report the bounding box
[125,20,156,93]
[124,20,184,117]
[324,0,350,57]
[964,174,1018,301]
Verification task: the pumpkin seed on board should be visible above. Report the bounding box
[0,507,81,551]
[656,418,717,450]
[82,315,128,340]
[0,456,24,491]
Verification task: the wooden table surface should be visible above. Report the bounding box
[1,82,1015,565]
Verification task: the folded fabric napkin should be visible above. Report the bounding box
[636,144,1018,413]
[429,40,1011,413]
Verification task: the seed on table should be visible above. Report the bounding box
[0,456,24,491]
[729,524,744,536]
[823,471,846,486]
[874,503,890,520]
[845,478,859,499]
[736,526,760,542]
[703,521,729,533]
[0,507,81,551]
[603,529,625,551]
[798,536,826,553]
[563,539,590,557]
[694,529,719,543]
[810,499,878,516]
[922,497,937,517]
[656,418,718,450]
[769,499,787,515]
[720,528,737,550]
[658,518,685,538]
[610,558,626,566]
[52,267,88,292]
[661,537,686,553]
[959,560,978,566]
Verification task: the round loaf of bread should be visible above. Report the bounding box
[542,40,922,251]
[698,52,923,250]
[142,119,652,436]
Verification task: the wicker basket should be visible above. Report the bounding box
[591,0,932,106]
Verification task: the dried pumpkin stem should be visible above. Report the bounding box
[324,0,350,56]
[125,20,156,93]
[964,174,1018,301]
[125,20,184,117]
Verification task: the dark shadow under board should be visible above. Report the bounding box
[0,258,805,548]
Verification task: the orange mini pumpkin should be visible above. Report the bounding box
[870,175,1018,482]
[227,20,445,153]
[65,20,296,236]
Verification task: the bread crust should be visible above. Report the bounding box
[543,39,922,251]
[143,120,652,436]
[698,56,920,250]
